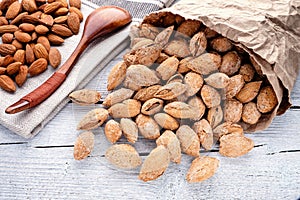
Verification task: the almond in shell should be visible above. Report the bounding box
[120,118,138,143]
[74,131,94,160]
[104,120,122,144]
[106,144,142,169]
[123,64,160,91]
[156,130,181,164]
[189,53,221,75]
[77,108,109,130]
[141,98,164,115]
[103,88,134,107]
[236,81,262,103]
[193,119,214,150]
[154,82,186,100]
[69,89,101,105]
[154,113,179,131]
[184,71,204,97]
[108,99,141,118]
[200,85,221,108]
[156,56,179,81]
[256,86,278,113]
[133,85,161,102]
[224,99,243,123]
[107,61,127,91]
[176,125,200,157]
[186,156,219,183]
[139,145,170,182]
[219,134,254,157]
[242,102,261,125]
[136,114,160,139]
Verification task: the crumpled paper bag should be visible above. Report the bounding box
[141,0,300,132]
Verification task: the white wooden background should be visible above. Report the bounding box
[0,50,299,199]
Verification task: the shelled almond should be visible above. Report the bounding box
[0,0,83,93]
[71,17,279,183]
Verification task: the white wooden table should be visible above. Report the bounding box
[0,50,299,199]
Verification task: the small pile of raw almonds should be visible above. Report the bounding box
[70,19,278,183]
[0,0,83,93]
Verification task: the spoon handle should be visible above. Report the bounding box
[5,6,132,114]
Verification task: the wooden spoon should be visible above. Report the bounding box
[6,6,132,114]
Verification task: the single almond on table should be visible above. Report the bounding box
[69,89,101,105]
[105,144,142,169]
[219,134,254,157]
[77,108,109,130]
[186,156,220,183]
[139,145,170,182]
[74,131,95,160]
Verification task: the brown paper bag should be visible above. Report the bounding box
[139,0,300,132]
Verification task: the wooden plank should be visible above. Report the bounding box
[0,144,299,199]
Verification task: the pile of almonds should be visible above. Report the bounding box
[0,0,83,93]
[71,18,278,183]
